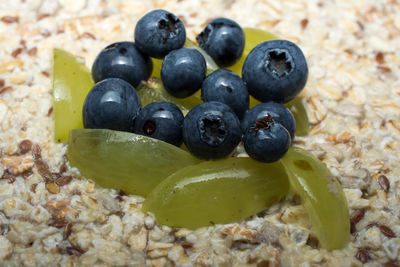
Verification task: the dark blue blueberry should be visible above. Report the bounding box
[91,42,152,88]
[183,101,241,160]
[241,102,296,139]
[201,69,249,120]
[134,102,184,146]
[242,40,308,103]
[83,78,141,132]
[243,114,291,163]
[161,48,206,98]
[134,9,186,59]
[196,18,244,67]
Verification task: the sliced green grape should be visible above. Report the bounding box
[281,147,350,250]
[136,77,202,115]
[150,58,163,78]
[284,98,309,136]
[227,27,278,76]
[67,129,201,197]
[143,158,289,229]
[52,48,94,143]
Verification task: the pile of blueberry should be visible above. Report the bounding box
[83,9,308,163]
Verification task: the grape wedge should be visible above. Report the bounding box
[150,39,218,78]
[143,158,289,229]
[67,129,201,196]
[137,77,202,115]
[281,147,350,250]
[52,48,94,143]
[284,98,309,136]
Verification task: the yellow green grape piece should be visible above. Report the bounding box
[143,157,289,229]
[137,77,202,115]
[284,97,309,136]
[150,58,163,78]
[184,38,218,75]
[67,129,201,197]
[281,147,350,251]
[227,27,278,76]
[52,48,94,143]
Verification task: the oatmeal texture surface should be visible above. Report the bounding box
[0,0,399,266]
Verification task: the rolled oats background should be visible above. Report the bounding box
[0,0,399,266]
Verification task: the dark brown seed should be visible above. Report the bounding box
[27,47,37,56]
[7,176,16,184]
[115,195,124,202]
[64,222,72,239]
[59,160,68,173]
[41,71,50,77]
[30,183,37,193]
[66,246,86,257]
[32,144,41,159]
[0,79,5,88]
[378,225,396,238]
[355,248,369,263]
[35,158,53,182]
[19,39,26,48]
[22,170,33,179]
[37,14,50,21]
[377,65,391,73]
[18,139,33,154]
[2,171,16,184]
[378,175,390,192]
[47,106,53,116]
[118,189,127,196]
[0,86,13,94]
[350,209,365,224]
[1,16,19,24]
[300,18,309,29]
[11,48,23,58]
[49,219,68,228]
[55,175,73,186]
[350,220,356,234]
[375,52,385,64]
[306,236,319,249]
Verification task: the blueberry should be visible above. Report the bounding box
[242,40,308,103]
[134,9,186,59]
[196,18,244,67]
[243,114,291,163]
[91,42,152,88]
[241,102,296,139]
[161,48,206,98]
[201,69,249,120]
[183,101,241,159]
[83,78,141,132]
[134,102,184,146]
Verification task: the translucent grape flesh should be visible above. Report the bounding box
[52,49,94,143]
[67,129,200,197]
[143,158,289,229]
[281,147,350,250]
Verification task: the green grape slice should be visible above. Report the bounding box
[143,157,289,229]
[52,48,94,143]
[150,38,218,79]
[284,98,309,136]
[67,129,201,197]
[136,77,202,115]
[281,147,350,251]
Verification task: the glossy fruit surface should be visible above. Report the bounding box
[201,69,249,120]
[137,77,202,115]
[82,78,141,132]
[52,48,94,143]
[161,48,206,98]
[196,17,245,67]
[228,28,278,76]
[242,101,296,139]
[134,102,184,146]
[243,115,291,163]
[281,147,350,251]
[284,97,309,136]
[143,157,289,229]
[242,40,308,103]
[67,129,200,196]
[134,9,186,58]
[183,102,241,160]
[91,41,152,88]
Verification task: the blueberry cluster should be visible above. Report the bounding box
[82,9,308,162]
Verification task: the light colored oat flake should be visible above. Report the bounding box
[0,0,399,266]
